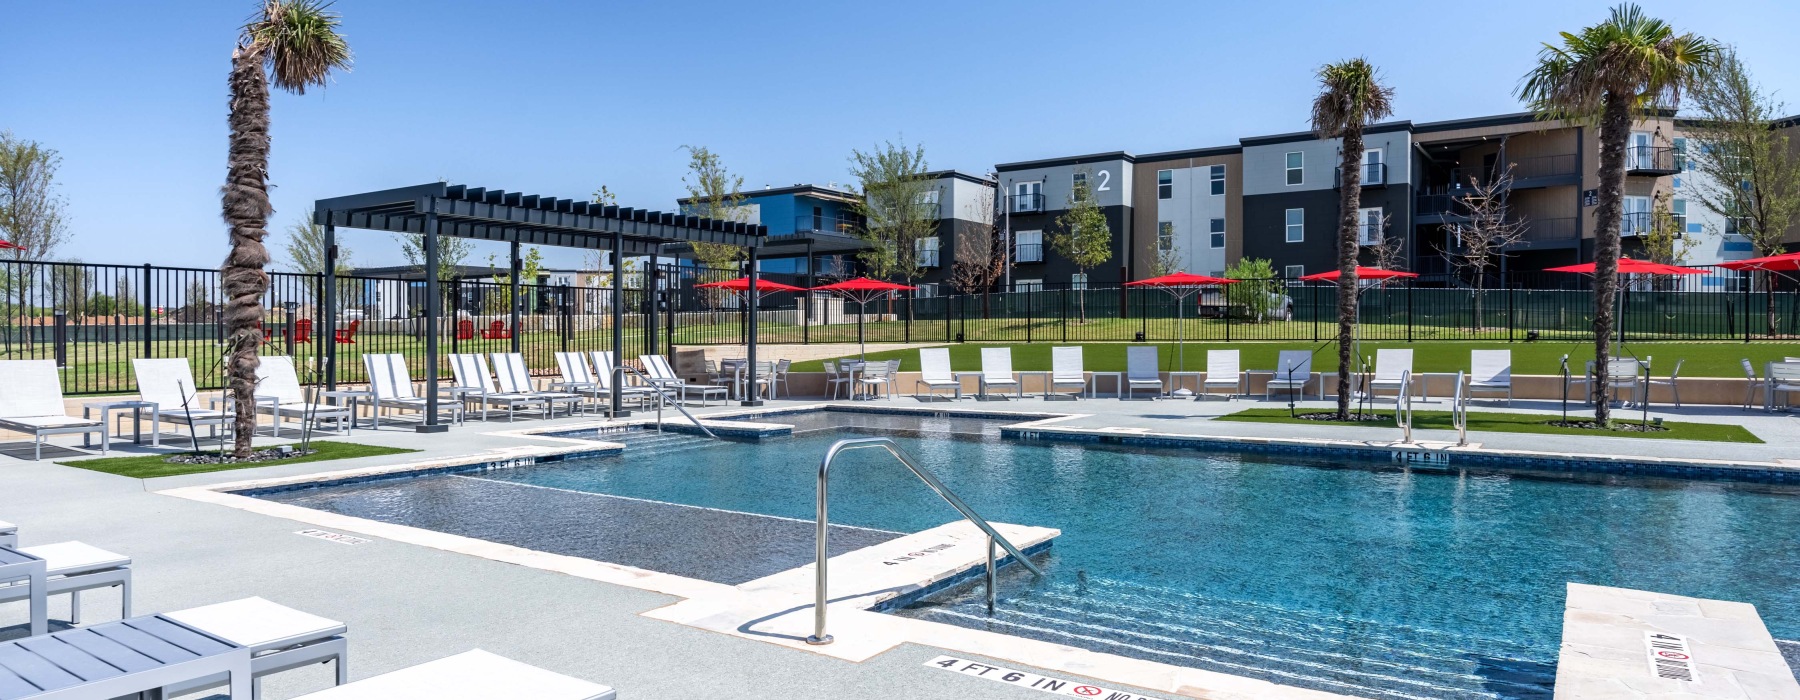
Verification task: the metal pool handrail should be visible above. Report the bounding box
[807,437,1043,646]
[617,365,717,439]
[1396,370,1415,443]
[1452,370,1469,447]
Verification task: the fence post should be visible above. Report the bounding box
[946,294,952,342]
[1507,285,1515,343]
[53,312,67,368]
[1061,289,1069,342]
[904,295,911,344]
[560,285,572,351]
[1407,281,1414,343]
[1743,276,1751,343]
[1311,278,1319,343]
[1026,288,1034,344]
[141,263,153,359]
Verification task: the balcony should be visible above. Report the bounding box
[791,215,862,238]
[1416,192,1476,218]
[1626,146,1680,176]
[1008,193,1046,214]
[1014,243,1044,263]
[1512,217,1579,248]
[1334,162,1388,189]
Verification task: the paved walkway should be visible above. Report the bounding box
[3,393,1798,699]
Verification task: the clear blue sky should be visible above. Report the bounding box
[5,0,1797,270]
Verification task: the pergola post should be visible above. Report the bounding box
[322,221,338,390]
[610,230,626,416]
[509,241,522,354]
[646,252,659,356]
[743,246,762,406]
[803,240,813,345]
[419,211,448,433]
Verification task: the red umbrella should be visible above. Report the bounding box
[809,278,917,359]
[1716,251,1800,273]
[1125,273,1238,374]
[693,276,807,295]
[0,239,24,251]
[1543,257,1707,275]
[1297,266,1420,281]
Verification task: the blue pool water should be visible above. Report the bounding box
[260,410,1800,699]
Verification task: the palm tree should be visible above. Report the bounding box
[1518,3,1715,424]
[221,0,350,457]
[1310,58,1394,421]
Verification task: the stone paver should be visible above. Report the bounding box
[1556,583,1800,699]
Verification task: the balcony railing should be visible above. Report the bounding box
[1014,243,1044,263]
[1626,146,1680,176]
[792,215,862,237]
[1620,212,1662,237]
[1443,153,1578,189]
[1008,193,1045,214]
[1416,192,1476,217]
[1516,217,1579,246]
[1334,162,1387,188]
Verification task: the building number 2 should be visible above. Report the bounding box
[1094,170,1111,192]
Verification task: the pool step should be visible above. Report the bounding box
[902,576,1554,700]
[610,431,720,455]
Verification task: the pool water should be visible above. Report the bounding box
[261,411,1800,699]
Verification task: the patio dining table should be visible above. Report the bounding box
[0,614,253,699]
[1766,361,1800,412]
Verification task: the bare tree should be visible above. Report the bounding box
[948,182,1009,317]
[1443,165,1528,330]
[1363,212,1405,272]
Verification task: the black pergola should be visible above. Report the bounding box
[314,182,768,431]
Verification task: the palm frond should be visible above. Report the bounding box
[1517,3,1718,122]
[243,0,352,95]
[1309,58,1395,138]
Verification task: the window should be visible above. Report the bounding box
[1362,148,1384,184]
[1070,273,1088,290]
[1013,181,1043,213]
[1357,207,1383,245]
[1209,165,1226,195]
[1156,170,1173,200]
[916,189,941,205]
[1623,195,1651,235]
[915,237,941,267]
[914,283,939,299]
[1013,279,1043,293]
[1670,198,1687,233]
[1673,137,1691,171]
[1285,152,1304,186]
[1629,132,1653,169]
[1072,172,1088,189]
[1209,218,1225,249]
[1015,230,1043,263]
[1156,221,1175,252]
[1285,208,1304,242]
[1284,265,1305,280]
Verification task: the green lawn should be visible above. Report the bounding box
[789,340,1799,378]
[59,440,418,479]
[1214,408,1762,443]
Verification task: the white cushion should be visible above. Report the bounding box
[0,415,101,429]
[256,356,307,404]
[0,360,68,418]
[133,358,205,409]
[19,541,130,576]
[166,596,344,651]
[291,650,613,700]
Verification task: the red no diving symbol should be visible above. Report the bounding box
[1072,686,1103,696]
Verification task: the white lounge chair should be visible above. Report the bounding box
[1265,350,1314,400]
[978,347,1022,400]
[132,358,233,440]
[1365,349,1412,404]
[0,541,132,632]
[1467,350,1513,405]
[588,351,659,409]
[163,596,349,699]
[1049,347,1087,398]
[290,649,614,700]
[250,356,353,436]
[1124,346,1163,400]
[915,348,962,401]
[0,359,107,460]
[640,354,728,406]
[449,353,545,422]
[1201,350,1241,400]
[493,353,583,417]
[362,354,464,428]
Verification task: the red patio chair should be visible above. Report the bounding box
[481,320,511,340]
[292,318,313,343]
[334,319,360,344]
[456,319,475,340]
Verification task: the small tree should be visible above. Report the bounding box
[848,140,936,289]
[1149,223,1184,277]
[948,182,1009,317]
[0,131,71,260]
[484,247,543,314]
[1049,174,1113,322]
[1682,47,1800,336]
[395,232,471,282]
[1643,190,1700,270]
[1443,165,1528,330]
[1363,213,1406,273]
[680,146,749,308]
[1224,257,1282,322]
[282,216,352,274]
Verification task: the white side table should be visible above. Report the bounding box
[320,389,374,429]
[1087,371,1123,399]
[81,399,160,448]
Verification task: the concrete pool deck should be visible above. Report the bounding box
[3,393,1799,698]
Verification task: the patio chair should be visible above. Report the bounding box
[771,359,793,399]
[978,347,1022,400]
[449,354,548,421]
[333,319,360,344]
[132,358,233,440]
[1741,359,1760,410]
[857,360,893,400]
[915,348,962,401]
[1768,361,1800,412]
[362,354,465,428]
[455,319,475,340]
[1365,349,1412,404]
[640,354,728,406]
[293,319,313,343]
[1645,358,1684,408]
[0,541,132,630]
[823,361,855,400]
[1467,350,1512,405]
[493,353,583,417]
[0,359,107,460]
[1264,350,1314,401]
[481,320,512,339]
[1201,349,1241,400]
[248,356,352,436]
[288,649,615,700]
[587,351,658,409]
[1049,346,1087,399]
[1124,346,1164,400]
[163,596,349,699]
[0,520,14,548]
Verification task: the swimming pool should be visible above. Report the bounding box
[254,409,1800,699]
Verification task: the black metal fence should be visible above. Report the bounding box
[2,259,1794,395]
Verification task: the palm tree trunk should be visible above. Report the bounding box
[1591,94,1631,424]
[1335,128,1365,420]
[221,48,274,457]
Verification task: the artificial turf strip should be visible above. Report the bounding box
[787,340,1798,378]
[1213,408,1763,444]
[59,441,420,479]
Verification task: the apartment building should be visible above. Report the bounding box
[677,182,863,279]
[994,153,1136,290]
[1131,146,1242,278]
[911,170,998,298]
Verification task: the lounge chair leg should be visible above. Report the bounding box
[335,654,348,685]
[120,575,131,618]
[70,590,80,624]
